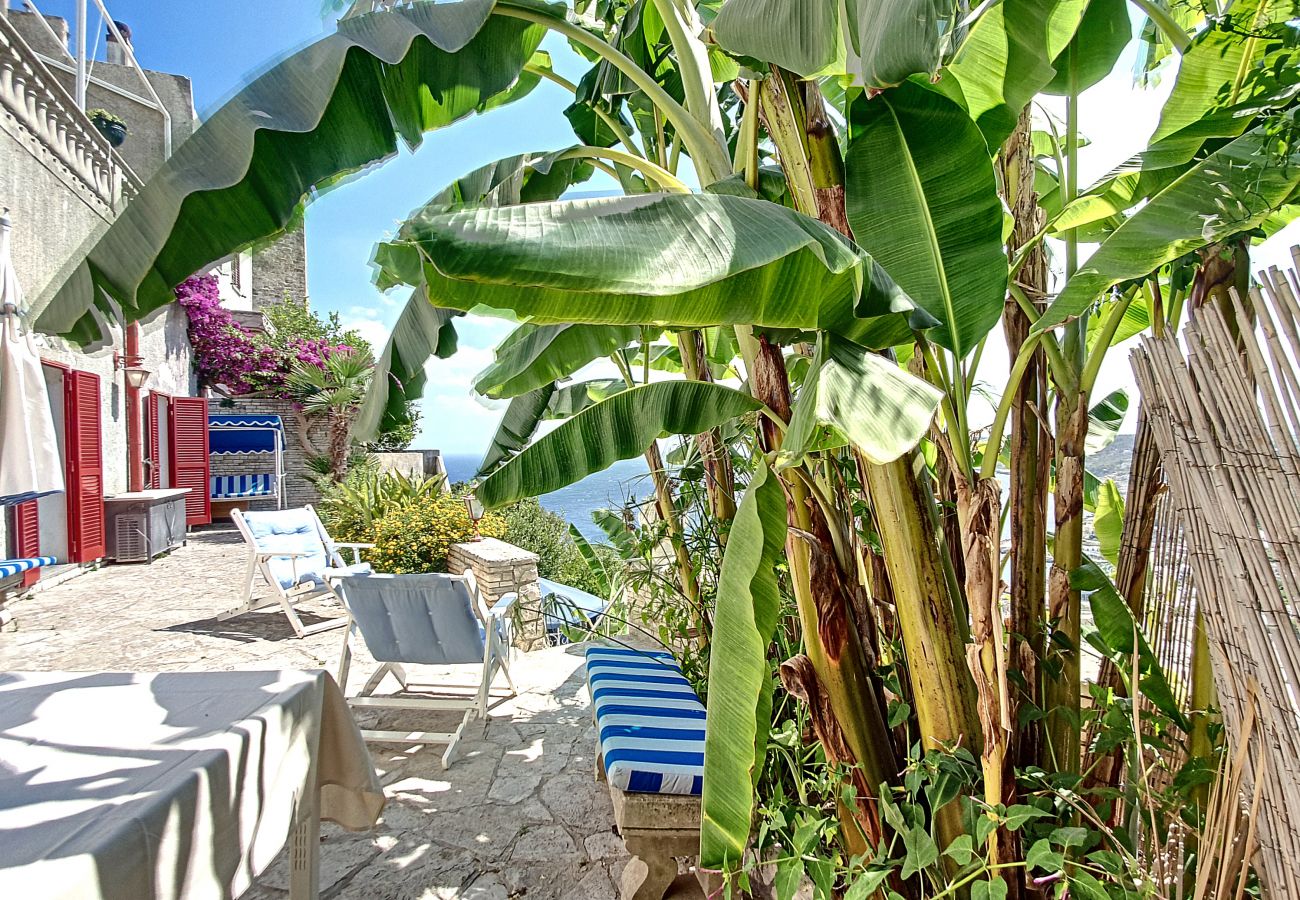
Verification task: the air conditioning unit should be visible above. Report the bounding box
[112,513,150,563]
[104,490,189,564]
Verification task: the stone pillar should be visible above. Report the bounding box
[447,538,544,650]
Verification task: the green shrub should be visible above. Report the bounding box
[368,494,506,574]
[318,467,446,544]
[499,498,614,597]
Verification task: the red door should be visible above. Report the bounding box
[14,501,41,587]
[65,370,105,563]
[169,397,210,527]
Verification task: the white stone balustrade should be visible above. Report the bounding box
[0,14,139,212]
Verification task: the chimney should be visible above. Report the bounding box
[105,20,132,65]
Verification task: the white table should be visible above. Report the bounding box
[0,670,385,899]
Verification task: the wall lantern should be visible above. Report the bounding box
[114,352,151,390]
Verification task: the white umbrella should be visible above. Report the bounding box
[0,211,64,506]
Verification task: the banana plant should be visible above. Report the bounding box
[34,0,1300,893]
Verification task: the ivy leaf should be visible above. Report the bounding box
[1051,826,1091,848]
[900,826,939,880]
[776,857,805,899]
[971,880,1010,900]
[943,834,975,866]
[1004,804,1050,831]
[1026,838,1065,873]
[846,868,893,899]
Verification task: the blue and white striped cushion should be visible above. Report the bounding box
[210,475,275,499]
[585,646,706,796]
[0,557,56,579]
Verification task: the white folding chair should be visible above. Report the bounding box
[335,569,518,768]
[221,505,372,638]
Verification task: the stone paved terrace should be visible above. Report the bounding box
[0,528,645,899]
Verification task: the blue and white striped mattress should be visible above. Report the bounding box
[585,646,706,796]
[210,475,276,499]
[0,557,56,579]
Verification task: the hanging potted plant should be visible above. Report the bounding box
[87,109,128,147]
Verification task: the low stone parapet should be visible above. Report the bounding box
[447,538,544,650]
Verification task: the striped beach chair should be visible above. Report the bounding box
[584,645,714,899]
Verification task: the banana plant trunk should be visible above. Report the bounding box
[1001,111,1049,794]
[752,336,896,852]
[677,329,737,523]
[1045,378,1087,774]
[759,72,982,849]
[644,439,706,642]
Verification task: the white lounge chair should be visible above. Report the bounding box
[335,570,518,768]
[222,505,372,638]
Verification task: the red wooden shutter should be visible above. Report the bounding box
[14,501,41,586]
[147,393,162,489]
[65,370,105,563]
[169,397,211,526]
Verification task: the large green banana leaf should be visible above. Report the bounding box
[476,381,762,507]
[711,0,843,77]
[845,82,1007,358]
[846,0,959,88]
[398,193,919,349]
[373,147,595,293]
[1041,0,1130,96]
[478,385,555,477]
[700,462,786,870]
[473,323,641,398]
[1053,2,1300,235]
[360,147,597,437]
[36,0,560,347]
[1036,113,1300,333]
[353,289,460,440]
[477,378,628,477]
[779,336,941,467]
[937,0,1088,147]
[1150,0,1291,145]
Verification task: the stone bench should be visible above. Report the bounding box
[585,646,715,900]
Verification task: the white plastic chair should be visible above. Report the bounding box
[221,505,372,638]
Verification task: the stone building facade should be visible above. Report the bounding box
[0,7,310,594]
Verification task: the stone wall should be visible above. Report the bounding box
[212,396,329,514]
[448,538,544,651]
[251,229,309,310]
[8,11,197,183]
[373,452,425,479]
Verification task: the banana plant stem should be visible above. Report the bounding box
[496,2,731,181]
[558,147,692,193]
[523,63,645,158]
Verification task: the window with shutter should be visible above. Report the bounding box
[14,501,41,587]
[65,370,105,563]
[169,397,211,526]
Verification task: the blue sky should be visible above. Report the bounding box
[33,2,1300,453]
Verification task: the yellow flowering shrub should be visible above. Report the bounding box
[367,495,506,574]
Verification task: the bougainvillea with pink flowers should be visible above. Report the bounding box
[175,274,356,397]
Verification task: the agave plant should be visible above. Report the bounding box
[30,0,1300,893]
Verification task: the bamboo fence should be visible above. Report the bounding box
[1130,248,1300,897]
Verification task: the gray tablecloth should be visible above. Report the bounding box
[0,670,385,899]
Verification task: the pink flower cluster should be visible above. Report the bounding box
[175,275,353,397]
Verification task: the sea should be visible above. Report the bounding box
[444,434,1136,548]
[442,454,653,542]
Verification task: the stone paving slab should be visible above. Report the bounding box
[0,528,635,899]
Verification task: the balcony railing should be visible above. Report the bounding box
[0,11,139,211]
